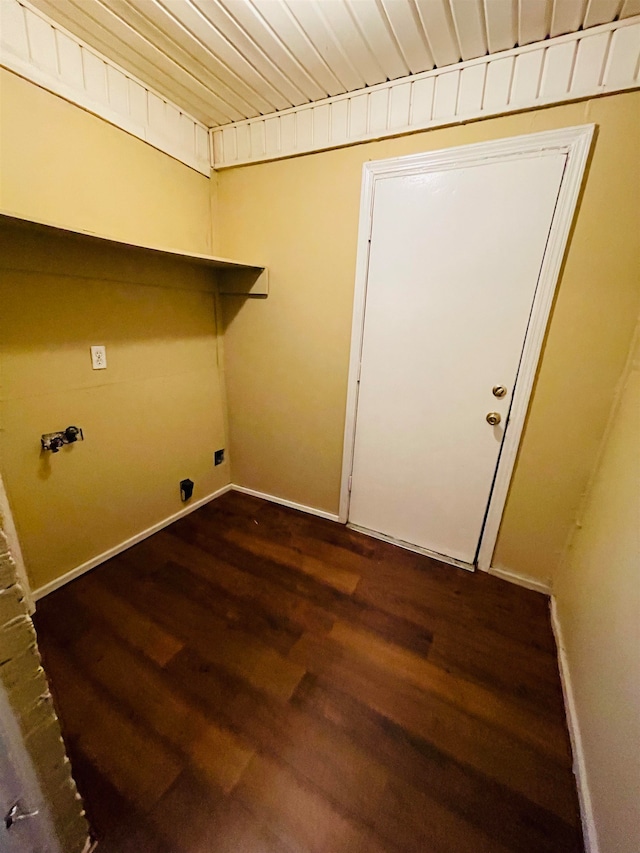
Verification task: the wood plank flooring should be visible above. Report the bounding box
[34,491,584,853]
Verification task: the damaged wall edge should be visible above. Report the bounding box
[0,510,90,852]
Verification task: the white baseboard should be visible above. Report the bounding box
[230,484,340,523]
[550,597,599,853]
[486,564,552,595]
[33,484,232,601]
[32,482,338,601]
[32,481,552,607]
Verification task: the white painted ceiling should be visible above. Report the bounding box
[27,0,640,127]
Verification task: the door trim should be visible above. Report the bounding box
[339,125,594,570]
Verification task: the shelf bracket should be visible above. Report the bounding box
[217,267,269,297]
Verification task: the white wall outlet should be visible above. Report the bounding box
[90,345,107,370]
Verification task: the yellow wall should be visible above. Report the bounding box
[0,71,230,592]
[0,223,229,592]
[554,326,640,853]
[0,69,212,253]
[216,92,640,583]
[1,71,637,592]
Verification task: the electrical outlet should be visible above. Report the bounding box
[180,479,194,501]
[90,345,107,370]
[214,449,225,466]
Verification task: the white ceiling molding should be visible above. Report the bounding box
[21,0,640,129]
[211,16,640,169]
[1,1,638,175]
[0,0,210,175]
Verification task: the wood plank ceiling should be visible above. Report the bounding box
[26,0,640,127]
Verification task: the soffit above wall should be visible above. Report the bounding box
[212,16,640,168]
[1,1,639,174]
[0,0,211,174]
[20,0,640,128]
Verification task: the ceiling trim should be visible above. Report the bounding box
[0,0,210,175]
[211,16,640,170]
[2,0,638,177]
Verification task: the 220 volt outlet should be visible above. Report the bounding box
[180,479,194,501]
[214,449,225,466]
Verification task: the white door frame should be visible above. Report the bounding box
[339,125,594,571]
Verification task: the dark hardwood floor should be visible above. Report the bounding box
[34,491,583,853]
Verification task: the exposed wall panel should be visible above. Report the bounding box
[604,20,640,84]
[4,1,639,175]
[458,63,486,114]
[511,49,544,102]
[211,17,640,169]
[296,107,313,150]
[349,93,369,138]
[369,88,390,133]
[433,69,460,118]
[539,42,577,98]
[331,99,349,143]
[411,76,436,124]
[23,0,636,127]
[0,0,210,174]
[483,56,514,110]
[388,81,412,129]
[313,104,330,147]
[572,31,611,91]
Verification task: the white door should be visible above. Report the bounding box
[348,150,567,566]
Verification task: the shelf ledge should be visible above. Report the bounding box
[0,210,268,296]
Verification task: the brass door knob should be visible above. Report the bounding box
[486,412,501,426]
[492,385,507,398]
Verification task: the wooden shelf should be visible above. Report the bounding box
[0,210,268,296]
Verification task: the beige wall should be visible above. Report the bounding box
[216,92,640,583]
[554,326,640,853]
[0,71,230,593]
[0,223,229,592]
[0,69,212,254]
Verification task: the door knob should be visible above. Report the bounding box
[492,385,507,398]
[486,412,501,426]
